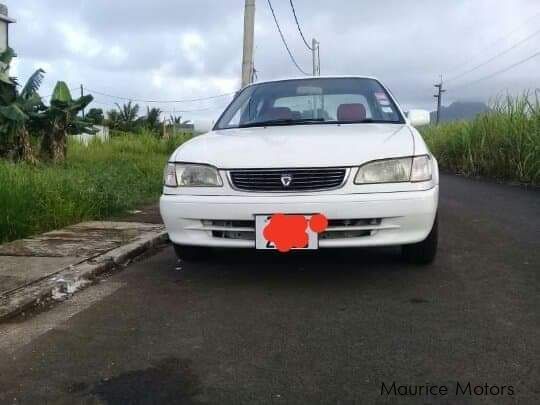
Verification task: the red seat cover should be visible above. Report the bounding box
[263,107,293,120]
[337,103,367,121]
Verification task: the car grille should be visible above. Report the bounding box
[229,168,347,192]
[201,218,389,241]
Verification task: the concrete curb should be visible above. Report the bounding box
[0,230,168,322]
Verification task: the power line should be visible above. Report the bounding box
[39,86,80,101]
[445,10,540,76]
[448,50,540,91]
[289,0,313,51]
[446,27,540,83]
[91,99,227,113]
[83,87,236,104]
[266,0,309,76]
[162,106,222,114]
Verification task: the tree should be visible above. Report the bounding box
[86,108,104,125]
[41,82,94,162]
[142,107,162,132]
[115,101,139,132]
[105,109,122,130]
[169,114,192,126]
[0,48,45,163]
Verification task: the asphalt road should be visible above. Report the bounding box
[0,174,538,405]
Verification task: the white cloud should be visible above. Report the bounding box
[32,61,53,74]
[56,22,103,58]
[180,32,206,71]
[106,45,128,65]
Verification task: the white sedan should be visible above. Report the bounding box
[160,76,439,264]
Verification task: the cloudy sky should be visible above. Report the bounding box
[7,0,540,129]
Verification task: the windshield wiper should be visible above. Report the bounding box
[332,118,402,124]
[329,118,377,124]
[238,118,325,128]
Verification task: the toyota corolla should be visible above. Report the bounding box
[160,76,439,264]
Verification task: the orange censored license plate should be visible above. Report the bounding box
[255,214,328,252]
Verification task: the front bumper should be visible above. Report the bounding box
[160,186,439,248]
[160,186,438,248]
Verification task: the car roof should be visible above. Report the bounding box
[241,75,381,89]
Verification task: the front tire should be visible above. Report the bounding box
[401,215,438,265]
[173,244,209,261]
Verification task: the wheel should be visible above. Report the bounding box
[173,244,209,261]
[401,215,438,265]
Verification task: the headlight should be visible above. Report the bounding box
[354,155,431,184]
[164,163,223,187]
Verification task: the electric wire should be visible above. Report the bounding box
[90,98,227,113]
[39,87,80,101]
[447,50,540,91]
[445,10,540,76]
[266,0,309,76]
[83,88,236,104]
[289,0,313,50]
[446,27,540,83]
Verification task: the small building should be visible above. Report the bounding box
[73,126,111,146]
[0,3,15,53]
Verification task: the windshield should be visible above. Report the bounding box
[214,78,404,130]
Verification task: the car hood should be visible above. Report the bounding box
[172,124,414,168]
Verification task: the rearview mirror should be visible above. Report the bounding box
[407,110,430,127]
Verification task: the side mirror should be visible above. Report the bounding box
[407,109,430,127]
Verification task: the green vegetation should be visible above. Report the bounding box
[0,48,95,163]
[0,46,196,243]
[104,101,193,137]
[0,133,191,243]
[422,93,540,186]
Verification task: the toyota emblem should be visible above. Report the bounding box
[280,174,292,187]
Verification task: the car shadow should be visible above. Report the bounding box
[174,246,428,287]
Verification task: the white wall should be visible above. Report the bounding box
[0,22,7,52]
[72,126,110,145]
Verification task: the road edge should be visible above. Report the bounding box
[0,230,169,322]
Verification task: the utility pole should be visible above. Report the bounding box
[312,38,320,76]
[241,0,256,88]
[434,76,445,125]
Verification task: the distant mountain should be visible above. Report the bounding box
[431,101,489,123]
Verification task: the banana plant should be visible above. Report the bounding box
[41,81,94,162]
[0,48,45,162]
[0,47,17,100]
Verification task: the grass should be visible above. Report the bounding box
[0,132,191,243]
[421,92,540,186]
